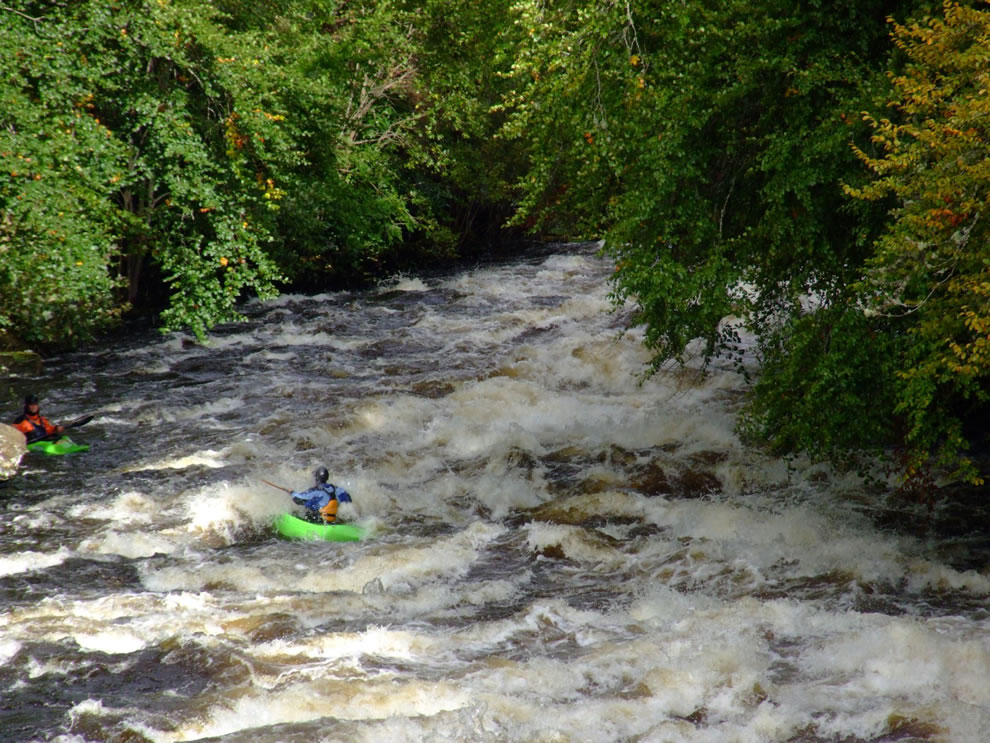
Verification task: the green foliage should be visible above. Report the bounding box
[0,1,126,347]
[263,0,429,281]
[3,0,987,489]
[491,0,990,484]
[503,1,902,315]
[845,0,990,484]
[496,0,917,458]
[1,0,288,342]
[397,0,527,249]
[741,306,899,460]
[1,0,455,342]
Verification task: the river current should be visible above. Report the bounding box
[1,243,988,742]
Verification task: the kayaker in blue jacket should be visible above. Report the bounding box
[292,466,352,523]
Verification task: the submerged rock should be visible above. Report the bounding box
[0,350,43,375]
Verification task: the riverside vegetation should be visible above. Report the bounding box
[2,0,988,490]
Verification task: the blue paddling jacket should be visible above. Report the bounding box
[291,482,352,523]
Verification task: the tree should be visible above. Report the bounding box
[1,0,286,343]
[0,2,126,347]
[845,0,990,484]
[497,0,918,464]
[261,0,440,286]
[394,0,528,253]
[1,0,462,345]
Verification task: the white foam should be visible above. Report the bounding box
[172,675,470,742]
[73,629,147,655]
[0,547,72,577]
[0,637,21,666]
[68,491,155,524]
[7,246,989,743]
[386,275,430,291]
[905,560,990,594]
[122,449,227,472]
[79,530,178,560]
[803,619,990,707]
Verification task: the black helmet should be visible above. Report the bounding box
[24,394,39,407]
[313,466,330,484]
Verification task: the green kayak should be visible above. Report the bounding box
[27,437,89,455]
[274,513,366,542]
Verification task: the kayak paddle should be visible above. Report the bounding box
[65,414,94,429]
[34,414,94,443]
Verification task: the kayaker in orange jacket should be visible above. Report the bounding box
[12,394,64,443]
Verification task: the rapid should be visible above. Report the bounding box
[1,242,988,743]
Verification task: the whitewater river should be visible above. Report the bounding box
[1,243,988,742]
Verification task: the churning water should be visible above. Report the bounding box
[1,243,987,742]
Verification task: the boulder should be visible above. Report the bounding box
[0,350,43,375]
[0,423,27,479]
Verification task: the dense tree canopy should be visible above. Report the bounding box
[846,1,990,484]
[2,0,987,487]
[491,0,989,487]
[1,0,451,342]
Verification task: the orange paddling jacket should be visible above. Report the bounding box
[13,413,58,442]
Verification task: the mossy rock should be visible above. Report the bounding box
[0,351,43,376]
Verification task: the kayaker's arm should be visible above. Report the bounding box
[32,414,93,442]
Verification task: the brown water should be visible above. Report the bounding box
[1,243,987,742]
